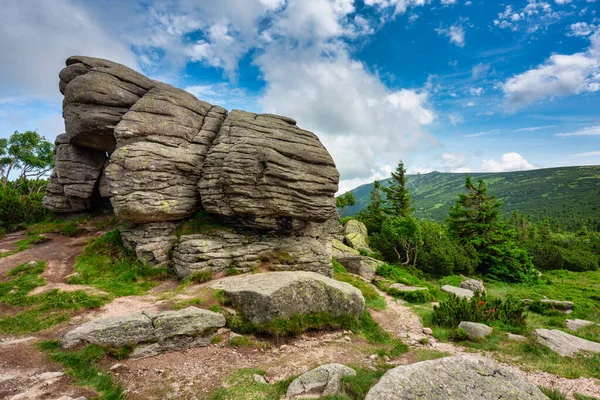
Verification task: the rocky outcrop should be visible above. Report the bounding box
[533,329,600,357]
[198,110,339,232]
[120,222,180,267]
[42,134,107,213]
[343,220,370,252]
[336,255,384,279]
[460,279,485,293]
[441,285,474,299]
[209,272,365,325]
[173,232,332,278]
[62,307,225,357]
[365,355,548,400]
[45,55,340,276]
[566,319,594,331]
[286,364,356,398]
[389,283,428,292]
[458,321,493,340]
[332,239,359,258]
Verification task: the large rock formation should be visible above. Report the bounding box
[44,56,340,277]
[365,355,548,400]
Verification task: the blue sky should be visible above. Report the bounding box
[0,0,599,192]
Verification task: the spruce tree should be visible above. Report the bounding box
[383,160,412,218]
[447,176,536,282]
[358,180,386,234]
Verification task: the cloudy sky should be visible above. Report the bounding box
[1,0,599,192]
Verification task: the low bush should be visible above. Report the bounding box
[0,183,49,232]
[432,291,526,330]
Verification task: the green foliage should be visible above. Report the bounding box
[333,260,386,311]
[447,176,536,283]
[176,210,229,236]
[206,368,291,400]
[69,229,169,296]
[417,220,476,276]
[338,367,389,400]
[0,130,54,186]
[539,387,568,400]
[336,192,356,217]
[383,160,412,218]
[375,263,429,287]
[0,183,49,231]
[38,341,126,399]
[357,180,386,234]
[229,335,269,349]
[259,250,296,266]
[378,216,422,266]
[432,291,526,330]
[344,166,600,231]
[0,261,108,334]
[184,270,213,284]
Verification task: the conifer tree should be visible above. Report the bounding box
[383,160,412,218]
[358,180,386,234]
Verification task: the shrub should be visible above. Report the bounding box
[0,183,49,231]
[185,270,213,283]
[432,291,526,330]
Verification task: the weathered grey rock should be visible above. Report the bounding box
[365,355,547,400]
[507,333,527,342]
[566,319,594,331]
[286,363,356,398]
[60,55,155,152]
[533,329,600,357]
[390,283,428,292]
[42,134,107,213]
[209,272,365,325]
[458,321,493,340]
[460,279,485,293]
[332,238,359,258]
[253,374,267,384]
[199,109,339,232]
[343,220,370,252]
[173,231,333,278]
[62,307,225,355]
[336,255,383,279]
[120,222,179,267]
[107,84,227,223]
[441,285,474,299]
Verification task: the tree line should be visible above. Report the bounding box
[339,161,599,283]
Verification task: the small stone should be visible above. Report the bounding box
[369,354,378,360]
[109,363,128,373]
[460,279,485,293]
[229,332,243,341]
[441,285,474,299]
[343,336,351,342]
[507,333,527,342]
[383,355,391,362]
[36,371,65,380]
[566,319,594,331]
[286,364,356,398]
[458,321,493,340]
[422,328,433,335]
[253,374,268,384]
[534,329,600,357]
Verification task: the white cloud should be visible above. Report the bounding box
[555,125,600,137]
[567,22,597,36]
[554,0,572,4]
[575,151,600,156]
[441,0,458,5]
[472,63,490,79]
[494,1,565,32]
[436,24,466,47]
[441,152,468,170]
[449,113,464,125]
[503,29,600,108]
[364,0,430,16]
[469,87,485,96]
[0,0,138,100]
[481,152,535,172]
[466,101,475,107]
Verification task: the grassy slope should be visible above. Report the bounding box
[344,165,600,229]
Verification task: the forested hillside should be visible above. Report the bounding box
[344,166,600,230]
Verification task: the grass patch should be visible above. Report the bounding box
[171,298,204,310]
[540,386,567,400]
[38,341,126,400]
[337,367,390,400]
[27,218,86,237]
[206,368,291,400]
[0,261,108,334]
[68,229,170,296]
[229,335,269,349]
[372,278,432,304]
[574,323,600,342]
[1,234,50,258]
[176,211,229,236]
[184,270,213,284]
[411,348,452,362]
[333,261,386,311]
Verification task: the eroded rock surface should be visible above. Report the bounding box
[62,307,225,356]
[199,110,339,232]
[441,285,474,299]
[209,272,365,325]
[120,222,180,267]
[286,364,356,398]
[365,355,548,400]
[174,232,333,278]
[336,255,383,279]
[533,329,600,357]
[460,279,485,293]
[459,321,493,340]
[343,220,370,252]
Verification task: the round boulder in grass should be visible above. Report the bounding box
[209,271,365,326]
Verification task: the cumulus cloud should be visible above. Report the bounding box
[469,87,484,96]
[0,0,138,100]
[436,23,466,47]
[364,0,430,16]
[503,29,600,109]
[567,22,597,36]
[481,152,535,172]
[494,1,565,32]
[449,113,464,125]
[441,0,458,5]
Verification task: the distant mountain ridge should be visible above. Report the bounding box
[344,165,600,230]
